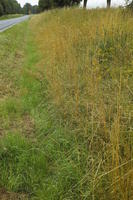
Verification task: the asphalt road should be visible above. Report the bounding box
[0,15,30,32]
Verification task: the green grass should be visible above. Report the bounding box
[0,17,85,200]
[0,8,133,200]
[0,14,23,20]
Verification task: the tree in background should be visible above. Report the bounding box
[39,0,82,11]
[22,3,39,14]
[0,2,4,16]
[83,0,87,8]
[0,0,39,17]
[107,0,111,8]
[32,5,39,14]
[39,0,53,11]
[0,0,21,15]
[127,0,133,9]
[54,0,81,7]
[22,3,32,14]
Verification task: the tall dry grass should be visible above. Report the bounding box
[30,8,133,199]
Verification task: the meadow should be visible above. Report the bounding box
[0,8,133,200]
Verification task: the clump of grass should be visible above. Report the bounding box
[0,133,47,194]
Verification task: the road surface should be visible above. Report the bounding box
[0,15,30,32]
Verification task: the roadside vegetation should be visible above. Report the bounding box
[0,21,30,199]
[0,14,23,20]
[0,8,133,200]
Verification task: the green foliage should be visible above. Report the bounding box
[22,3,32,15]
[22,3,39,15]
[31,5,39,14]
[0,0,21,15]
[0,2,4,16]
[39,0,82,11]
[0,0,39,17]
[127,0,133,9]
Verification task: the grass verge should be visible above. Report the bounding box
[0,14,23,20]
[0,8,133,200]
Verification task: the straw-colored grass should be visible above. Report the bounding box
[29,8,133,199]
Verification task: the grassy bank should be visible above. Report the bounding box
[0,8,133,200]
[0,14,23,20]
[30,9,133,199]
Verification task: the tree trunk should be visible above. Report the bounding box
[107,0,111,8]
[83,0,87,8]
